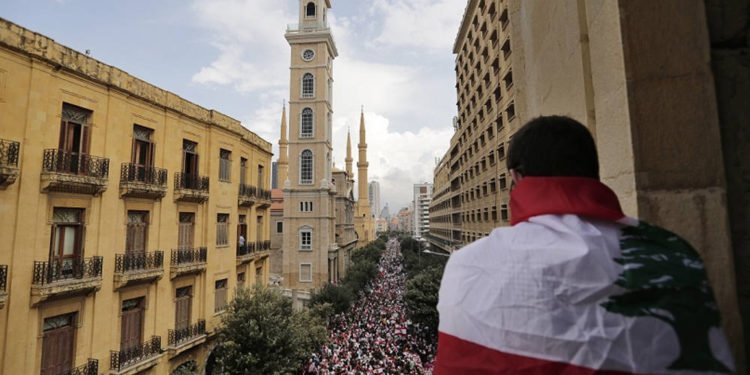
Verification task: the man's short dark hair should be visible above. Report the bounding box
[507,115,599,179]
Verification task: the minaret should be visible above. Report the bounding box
[357,109,370,209]
[345,129,353,178]
[278,103,289,186]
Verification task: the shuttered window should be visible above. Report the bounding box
[175,287,192,330]
[217,214,229,247]
[219,149,231,182]
[41,313,76,375]
[299,263,312,282]
[121,298,144,350]
[214,279,228,312]
[126,211,148,254]
[178,213,194,249]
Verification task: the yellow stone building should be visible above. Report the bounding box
[279,0,371,296]
[430,0,749,369]
[0,17,272,375]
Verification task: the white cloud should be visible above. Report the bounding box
[331,111,452,208]
[371,0,467,50]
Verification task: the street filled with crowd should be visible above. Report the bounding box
[302,238,436,374]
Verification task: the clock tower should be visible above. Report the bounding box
[282,0,339,291]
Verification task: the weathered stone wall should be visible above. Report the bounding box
[705,0,750,363]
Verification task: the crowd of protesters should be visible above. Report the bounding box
[302,238,436,374]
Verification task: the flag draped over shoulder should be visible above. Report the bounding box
[434,177,735,374]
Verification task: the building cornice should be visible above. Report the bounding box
[453,0,479,54]
[0,17,272,155]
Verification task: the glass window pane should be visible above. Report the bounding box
[62,227,76,255]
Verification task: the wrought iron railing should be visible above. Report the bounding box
[174,172,209,192]
[0,265,6,292]
[110,336,161,372]
[114,251,163,274]
[32,256,103,285]
[168,320,206,347]
[61,358,98,375]
[42,149,109,178]
[239,183,257,198]
[0,139,19,167]
[120,163,168,187]
[257,240,271,251]
[258,188,272,201]
[170,248,207,266]
[237,243,256,257]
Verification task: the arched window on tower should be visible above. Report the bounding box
[306,2,316,18]
[300,150,313,184]
[300,108,314,138]
[302,73,315,98]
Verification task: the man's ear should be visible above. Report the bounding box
[510,169,523,184]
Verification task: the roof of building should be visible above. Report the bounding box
[270,189,283,210]
[0,17,272,154]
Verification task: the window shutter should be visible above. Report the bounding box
[81,125,91,155]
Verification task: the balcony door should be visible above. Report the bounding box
[131,126,154,182]
[126,211,148,255]
[182,140,199,186]
[175,287,192,331]
[240,158,247,186]
[256,216,263,243]
[50,208,84,276]
[58,103,91,175]
[237,215,247,248]
[121,298,144,351]
[178,213,194,250]
[41,313,76,375]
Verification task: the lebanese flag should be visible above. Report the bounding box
[434,177,735,374]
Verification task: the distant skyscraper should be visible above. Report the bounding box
[380,203,391,220]
[369,181,381,219]
[272,161,278,189]
[413,183,433,239]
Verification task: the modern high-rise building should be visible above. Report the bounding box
[413,183,433,239]
[0,18,272,375]
[430,0,749,367]
[369,181,381,219]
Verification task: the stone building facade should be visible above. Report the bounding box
[0,17,272,375]
[429,0,750,369]
[279,0,367,294]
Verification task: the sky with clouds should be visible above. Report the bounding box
[0,0,466,210]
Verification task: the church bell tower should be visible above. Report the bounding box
[281,0,339,291]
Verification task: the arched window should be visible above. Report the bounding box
[300,108,314,138]
[302,73,314,98]
[306,2,316,18]
[300,150,313,184]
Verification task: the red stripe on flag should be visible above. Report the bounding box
[434,332,634,375]
[509,177,625,226]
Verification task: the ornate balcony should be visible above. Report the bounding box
[257,240,271,252]
[236,243,256,265]
[0,139,19,188]
[110,336,163,375]
[0,265,7,309]
[170,248,207,279]
[257,188,272,208]
[174,173,209,203]
[31,256,103,306]
[167,320,206,358]
[119,163,168,199]
[63,358,98,375]
[238,183,257,207]
[41,149,109,195]
[113,251,164,289]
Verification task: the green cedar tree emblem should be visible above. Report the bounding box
[601,221,730,373]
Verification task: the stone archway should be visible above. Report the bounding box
[170,360,197,375]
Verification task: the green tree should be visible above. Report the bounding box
[214,286,328,375]
[404,263,445,338]
[309,282,354,314]
[602,222,730,373]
